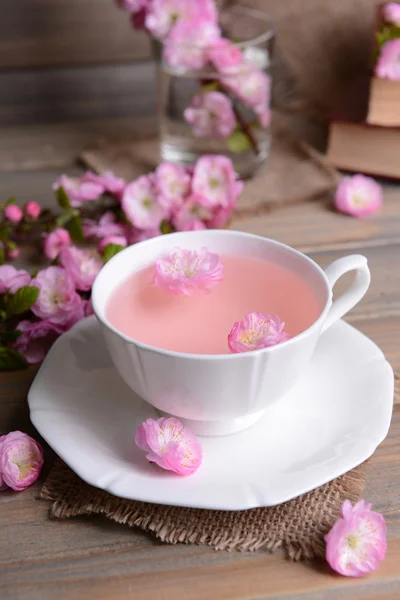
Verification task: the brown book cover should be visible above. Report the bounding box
[326,121,400,180]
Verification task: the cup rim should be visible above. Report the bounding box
[92,230,332,361]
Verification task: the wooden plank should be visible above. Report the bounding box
[0,0,150,69]
[0,61,155,126]
[0,117,156,173]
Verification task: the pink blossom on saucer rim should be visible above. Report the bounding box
[43,228,71,260]
[383,2,400,25]
[155,163,191,210]
[154,246,223,295]
[31,266,84,325]
[184,91,236,138]
[325,499,387,577]
[122,175,167,230]
[135,417,202,476]
[4,204,23,223]
[13,319,63,364]
[52,175,104,207]
[0,431,44,491]
[375,39,400,80]
[334,175,383,218]
[228,312,290,353]
[0,265,31,294]
[59,246,103,292]
[191,155,243,209]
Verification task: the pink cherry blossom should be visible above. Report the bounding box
[228,312,290,353]
[52,175,104,208]
[135,417,202,476]
[13,319,63,364]
[6,247,20,260]
[325,499,387,577]
[383,2,400,25]
[207,205,233,229]
[375,39,400,80]
[0,431,44,491]
[163,19,220,70]
[155,163,191,210]
[83,211,126,240]
[208,38,243,70]
[131,8,147,29]
[97,235,128,253]
[83,171,126,197]
[31,266,84,325]
[184,91,236,138]
[24,201,41,219]
[334,175,383,218]
[223,66,271,127]
[145,0,190,39]
[59,246,102,292]
[122,175,167,230]
[0,265,31,294]
[4,204,23,223]
[154,246,223,295]
[191,155,243,209]
[172,197,212,231]
[43,228,71,260]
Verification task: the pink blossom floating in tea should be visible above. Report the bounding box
[228,312,290,353]
[154,247,224,295]
[325,499,387,577]
[135,417,202,476]
[0,431,44,491]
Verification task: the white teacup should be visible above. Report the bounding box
[92,230,370,436]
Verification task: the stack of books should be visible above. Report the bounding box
[326,3,400,179]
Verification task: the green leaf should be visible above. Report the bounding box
[56,186,71,210]
[103,243,124,263]
[200,81,220,93]
[7,286,39,316]
[67,214,84,242]
[5,197,16,207]
[0,329,22,343]
[160,219,173,235]
[55,212,73,228]
[0,346,28,370]
[0,227,11,241]
[0,247,4,266]
[227,130,252,153]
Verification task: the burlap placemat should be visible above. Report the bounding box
[41,460,366,560]
[80,116,339,218]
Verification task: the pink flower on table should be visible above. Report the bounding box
[122,175,167,230]
[223,66,271,127]
[83,171,126,198]
[24,201,41,219]
[208,38,243,70]
[135,417,202,476]
[13,319,63,365]
[172,197,212,231]
[184,92,236,138]
[4,204,23,223]
[334,175,383,218]
[383,2,400,25]
[59,246,102,292]
[52,175,104,207]
[0,431,44,491]
[155,163,191,210]
[228,312,290,353]
[43,228,71,260]
[0,265,31,294]
[375,39,400,80]
[154,246,223,295]
[325,499,387,577]
[191,155,243,209]
[97,235,128,253]
[163,20,220,70]
[83,211,126,241]
[31,266,84,325]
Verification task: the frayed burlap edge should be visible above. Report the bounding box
[40,459,367,560]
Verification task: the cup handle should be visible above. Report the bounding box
[321,255,371,333]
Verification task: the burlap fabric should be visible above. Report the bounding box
[80,115,339,216]
[41,460,366,560]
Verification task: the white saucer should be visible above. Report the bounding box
[28,316,394,510]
